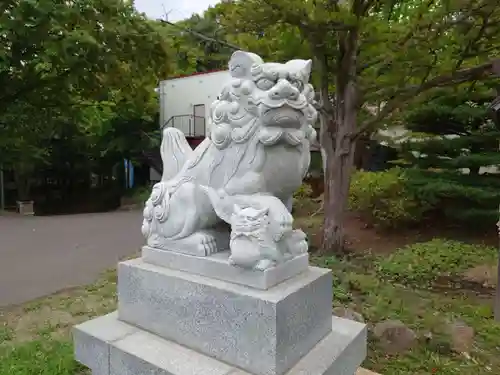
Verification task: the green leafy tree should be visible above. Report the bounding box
[212,0,500,254]
[0,0,171,200]
[0,0,170,111]
[159,12,237,75]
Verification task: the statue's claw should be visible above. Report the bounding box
[196,232,218,256]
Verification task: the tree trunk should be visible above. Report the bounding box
[495,215,500,322]
[321,107,357,255]
[353,133,371,170]
[469,166,480,176]
[320,27,359,255]
[14,168,31,201]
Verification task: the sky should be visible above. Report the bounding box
[134,0,220,21]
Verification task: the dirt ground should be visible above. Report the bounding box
[296,207,498,256]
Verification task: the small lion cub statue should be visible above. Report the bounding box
[229,203,308,271]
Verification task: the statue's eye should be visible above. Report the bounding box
[255,78,275,90]
[290,79,303,91]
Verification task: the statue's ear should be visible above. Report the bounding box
[301,59,313,82]
[228,51,263,78]
[256,207,269,217]
[285,59,313,83]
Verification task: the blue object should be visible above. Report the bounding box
[124,159,129,188]
[123,159,135,189]
[128,160,134,189]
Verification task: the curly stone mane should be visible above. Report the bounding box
[207,53,318,152]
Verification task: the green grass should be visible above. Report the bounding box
[0,326,13,342]
[313,251,500,375]
[375,238,498,287]
[124,186,151,205]
[0,340,86,375]
[0,242,498,375]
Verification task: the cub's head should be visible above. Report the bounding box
[210,51,317,148]
[231,204,270,233]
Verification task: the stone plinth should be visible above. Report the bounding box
[74,312,367,375]
[117,258,333,375]
[142,246,309,290]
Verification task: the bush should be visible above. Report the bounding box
[376,238,497,286]
[293,183,313,200]
[292,183,318,215]
[348,167,430,228]
[126,185,151,204]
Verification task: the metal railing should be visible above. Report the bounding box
[161,115,206,137]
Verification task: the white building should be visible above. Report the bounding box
[158,70,231,137]
[150,70,231,182]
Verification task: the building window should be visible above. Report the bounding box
[193,104,206,137]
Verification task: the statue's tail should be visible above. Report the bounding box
[200,186,234,223]
[160,127,193,181]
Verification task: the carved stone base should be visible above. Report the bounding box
[117,258,333,375]
[74,312,367,375]
[142,246,309,290]
[147,229,230,257]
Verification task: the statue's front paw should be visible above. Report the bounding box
[147,234,166,249]
[141,220,151,238]
[143,199,154,221]
[254,259,274,271]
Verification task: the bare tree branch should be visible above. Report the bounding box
[358,0,484,76]
[454,8,495,71]
[361,0,377,15]
[363,25,499,100]
[357,0,437,74]
[352,59,500,140]
[0,0,13,16]
[259,0,353,32]
[159,19,242,51]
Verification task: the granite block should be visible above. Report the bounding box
[75,313,366,375]
[142,246,309,290]
[110,330,233,375]
[117,258,333,375]
[73,312,138,375]
[288,316,367,375]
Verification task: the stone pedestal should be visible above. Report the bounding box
[73,247,367,375]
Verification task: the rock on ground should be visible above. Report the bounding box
[333,306,365,323]
[447,320,475,354]
[462,265,497,287]
[373,319,417,354]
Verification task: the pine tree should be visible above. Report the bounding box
[396,86,500,225]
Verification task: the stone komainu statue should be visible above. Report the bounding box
[142,50,318,270]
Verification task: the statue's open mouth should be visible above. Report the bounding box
[261,107,303,128]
